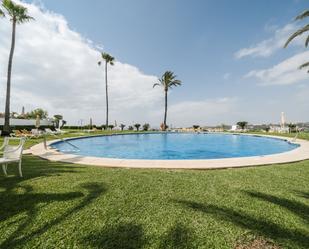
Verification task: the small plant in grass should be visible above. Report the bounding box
[143,123,150,131]
[237,121,248,130]
[60,120,67,129]
[134,123,141,131]
[264,126,270,133]
[288,123,297,133]
[193,125,200,130]
[54,115,63,128]
[120,124,126,131]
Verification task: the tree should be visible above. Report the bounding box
[193,125,200,130]
[102,124,108,130]
[120,124,126,131]
[27,108,48,119]
[2,0,34,134]
[262,126,270,133]
[134,123,141,131]
[60,120,67,129]
[284,10,309,72]
[53,114,63,128]
[128,126,134,131]
[143,123,150,131]
[153,71,181,131]
[108,124,114,130]
[98,52,115,127]
[288,123,297,133]
[237,121,248,130]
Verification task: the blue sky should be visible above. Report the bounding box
[1,0,308,126]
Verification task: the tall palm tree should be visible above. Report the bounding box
[284,9,309,72]
[153,71,181,131]
[2,0,34,134]
[98,52,115,127]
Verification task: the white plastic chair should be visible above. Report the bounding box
[0,137,26,177]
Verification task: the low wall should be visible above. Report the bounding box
[0,118,53,126]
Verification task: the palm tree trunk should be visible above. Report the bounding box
[3,19,16,134]
[163,89,168,131]
[105,61,109,127]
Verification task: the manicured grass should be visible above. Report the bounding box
[0,132,308,248]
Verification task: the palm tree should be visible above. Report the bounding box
[284,10,309,72]
[143,123,150,131]
[134,123,141,131]
[237,121,248,130]
[153,71,181,131]
[120,124,126,131]
[98,52,115,127]
[2,0,34,134]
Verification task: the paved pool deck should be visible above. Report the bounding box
[29,134,309,170]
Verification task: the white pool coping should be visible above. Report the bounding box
[29,133,309,170]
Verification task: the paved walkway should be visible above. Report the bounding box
[29,134,309,169]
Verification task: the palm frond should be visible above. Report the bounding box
[284,24,309,47]
[153,83,160,88]
[101,52,115,65]
[3,0,34,23]
[155,71,182,90]
[299,61,309,70]
[0,8,5,17]
[305,35,309,47]
[295,10,309,21]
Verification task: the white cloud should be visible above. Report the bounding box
[244,51,309,85]
[234,23,304,59]
[166,97,239,127]
[0,1,163,125]
[0,1,239,127]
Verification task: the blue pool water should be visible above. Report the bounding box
[51,133,299,160]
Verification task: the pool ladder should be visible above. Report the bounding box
[43,134,80,151]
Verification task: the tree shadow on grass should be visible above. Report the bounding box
[174,199,309,248]
[294,191,309,200]
[82,222,145,249]
[0,182,107,249]
[159,223,195,249]
[245,191,309,224]
[0,155,85,192]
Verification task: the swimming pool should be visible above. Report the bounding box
[51,133,299,160]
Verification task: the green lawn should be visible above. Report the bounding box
[0,132,308,249]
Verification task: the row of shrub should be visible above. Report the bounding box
[63,123,152,131]
[0,125,53,131]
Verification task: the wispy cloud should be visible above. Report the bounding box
[244,51,309,85]
[223,73,230,80]
[167,97,239,126]
[234,23,303,59]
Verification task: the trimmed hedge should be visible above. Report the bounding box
[0,125,53,131]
